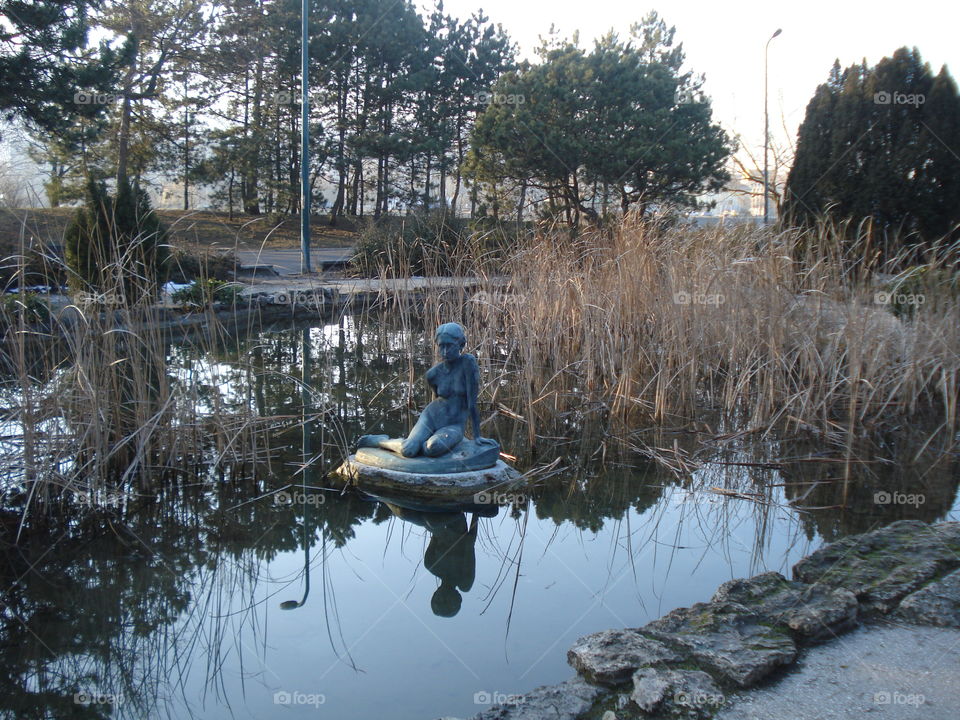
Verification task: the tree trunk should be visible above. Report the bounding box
[329,76,347,225]
[517,179,526,226]
[424,154,431,208]
[242,50,264,214]
[116,59,137,188]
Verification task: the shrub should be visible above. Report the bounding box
[0,291,50,328]
[64,177,171,303]
[350,210,467,277]
[171,278,241,308]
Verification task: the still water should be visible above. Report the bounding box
[2,315,957,719]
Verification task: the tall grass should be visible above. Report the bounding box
[0,222,274,525]
[369,215,959,456]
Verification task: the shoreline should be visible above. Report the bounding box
[447,519,960,720]
[5,274,501,343]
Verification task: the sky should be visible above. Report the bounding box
[435,0,958,172]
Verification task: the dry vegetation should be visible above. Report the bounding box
[408,216,959,455]
[0,244,275,525]
[0,214,956,526]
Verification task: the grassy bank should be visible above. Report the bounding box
[0,207,362,288]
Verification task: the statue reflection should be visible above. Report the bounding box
[385,503,499,617]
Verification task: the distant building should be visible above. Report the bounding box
[155,182,214,210]
[690,166,773,224]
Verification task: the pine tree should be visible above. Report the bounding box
[0,0,120,133]
[465,14,730,224]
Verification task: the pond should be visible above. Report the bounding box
[1,315,957,720]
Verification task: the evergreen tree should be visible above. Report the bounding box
[784,48,960,257]
[0,0,120,133]
[65,176,170,302]
[465,13,731,224]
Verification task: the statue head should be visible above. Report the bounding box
[435,322,466,347]
[431,582,463,617]
[435,322,466,362]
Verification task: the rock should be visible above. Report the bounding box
[567,629,683,685]
[792,521,960,613]
[712,571,858,644]
[631,668,725,717]
[333,456,522,505]
[642,601,796,687]
[469,677,603,720]
[782,588,858,642]
[629,668,671,712]
[898,568,960,627]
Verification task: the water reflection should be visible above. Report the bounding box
[383,503,501,617]
[0,313,956,720]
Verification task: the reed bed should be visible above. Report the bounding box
[371,215,959,456]
[0,225,275,526]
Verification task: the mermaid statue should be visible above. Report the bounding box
[356,322,500,472]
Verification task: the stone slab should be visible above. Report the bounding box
[642,601,797,687]
[567,629,683,685]
[898,568,960,627]
[792,520,960,614]
[334,457,522,503]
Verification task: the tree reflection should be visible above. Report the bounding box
[0,313,956,719]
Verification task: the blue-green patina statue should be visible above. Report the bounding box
[356,322,500,473]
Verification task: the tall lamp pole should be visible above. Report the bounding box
[763,28,782,226]
[300,0,312,273]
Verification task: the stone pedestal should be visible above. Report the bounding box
[333,456,523,510]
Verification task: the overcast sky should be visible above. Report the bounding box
[435,0,958,165]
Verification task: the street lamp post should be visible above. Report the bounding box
[764,28,782,226]
[300,0,312,273]
[281,329,314,610]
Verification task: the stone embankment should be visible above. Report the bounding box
[444,520,960,720]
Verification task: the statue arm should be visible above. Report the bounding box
[425,363,441,395]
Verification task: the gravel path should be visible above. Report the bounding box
[715,621,960,720]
